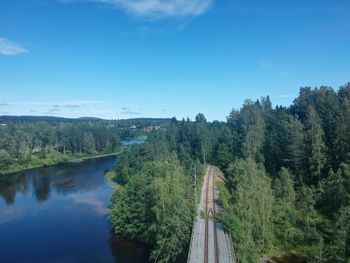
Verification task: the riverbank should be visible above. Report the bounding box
[0,150,123,177]
[104,170,124,191]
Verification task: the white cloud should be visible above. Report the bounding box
[79,0,212,18]
[120,106,141,115]
[120,110,140,115]
[3,100,103,107]
[56,100,104,108]
[68,193,107,214]
[0,38,28,56]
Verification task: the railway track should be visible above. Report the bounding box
[204,166,219,263]
[187,165,234,263]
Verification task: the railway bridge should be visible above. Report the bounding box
[187,166,235,263]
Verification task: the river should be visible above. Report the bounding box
[0,155,149,262]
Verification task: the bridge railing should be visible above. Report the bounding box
[186,218,197,263]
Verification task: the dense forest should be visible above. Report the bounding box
[217,84,350,262]
[109,115,224,262]
[1,84,350,262]
[0,120,122,175]
[109,83,350,263]
[0,117,172,175]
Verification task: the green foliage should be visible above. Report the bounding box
[149,159,193,262]
[317,164,350,217]
[109,172,153,242]
[227,99,266,163]
[335,94,350,166]
[327,205,350,262]
[304,106,326,184]
[109,116,215,262]
[5,83,350,262]
[0,120,122,175]
[219,84,350,262]
[109,84,350,263]
[274,168,295,203]
[217,143,232,170]
[221,158,274,263]
[0,149,11,167]
[273,168,304,248]
[109,157,194,263]
[195,113,207,123]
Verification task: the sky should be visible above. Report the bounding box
[0,0,349,121]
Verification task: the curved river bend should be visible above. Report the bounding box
[0,157,149,263]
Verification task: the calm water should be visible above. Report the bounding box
[121,136,147,146]
[0,157,149,263]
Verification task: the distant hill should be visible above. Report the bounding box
[0,115,104,124]
[0,115,74,124]
[116,118,173,128]
[0,115,173,128]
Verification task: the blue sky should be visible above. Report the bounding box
[0,0,349,121]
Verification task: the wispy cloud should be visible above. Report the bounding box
[120,106,140,115]
[120,110,140,115]
[68,193,107,214]
[63,0,212,19]
[2,100,103,107]
[49,108,60,112]
[0,38,28,56]
[50,100,103,108]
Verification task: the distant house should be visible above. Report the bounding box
[129,125,137,129]
[0,123,7,126]
[145,125,161,131]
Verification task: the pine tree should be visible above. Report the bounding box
[304,106,326,184]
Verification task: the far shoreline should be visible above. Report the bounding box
[0,151,123,177]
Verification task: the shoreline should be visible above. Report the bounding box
[0,150,123,177]
[104,170,124,191]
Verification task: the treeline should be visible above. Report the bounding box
[0,120,121,175]
[109,116,225,262]
[116,118,172,129]
[109,83,350,263]
[217,83,350,262]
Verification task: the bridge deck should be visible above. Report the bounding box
[188,166,235,263]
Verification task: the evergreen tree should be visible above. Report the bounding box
[223,158,273,263]
[304,106,326,184]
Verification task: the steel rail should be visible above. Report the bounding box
[212,167,220,263]
[204,166,210,263]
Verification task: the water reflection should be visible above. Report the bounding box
[0,160,110,206]
[109,235,151,263]
[32,172,51,202]
[0,157,148,263]
[0,172,29,205]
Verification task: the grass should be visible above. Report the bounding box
[0,149,124,177]
[104,170,124,191]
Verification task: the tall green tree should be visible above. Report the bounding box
[222,158,273,263]
[304,106,326,184]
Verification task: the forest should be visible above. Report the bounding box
[0,119,122,175]
[109,115,223,262]
[108,83,350,263]
[0,117,172,175]
[1,84,349,262]
[217,84,350,263]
